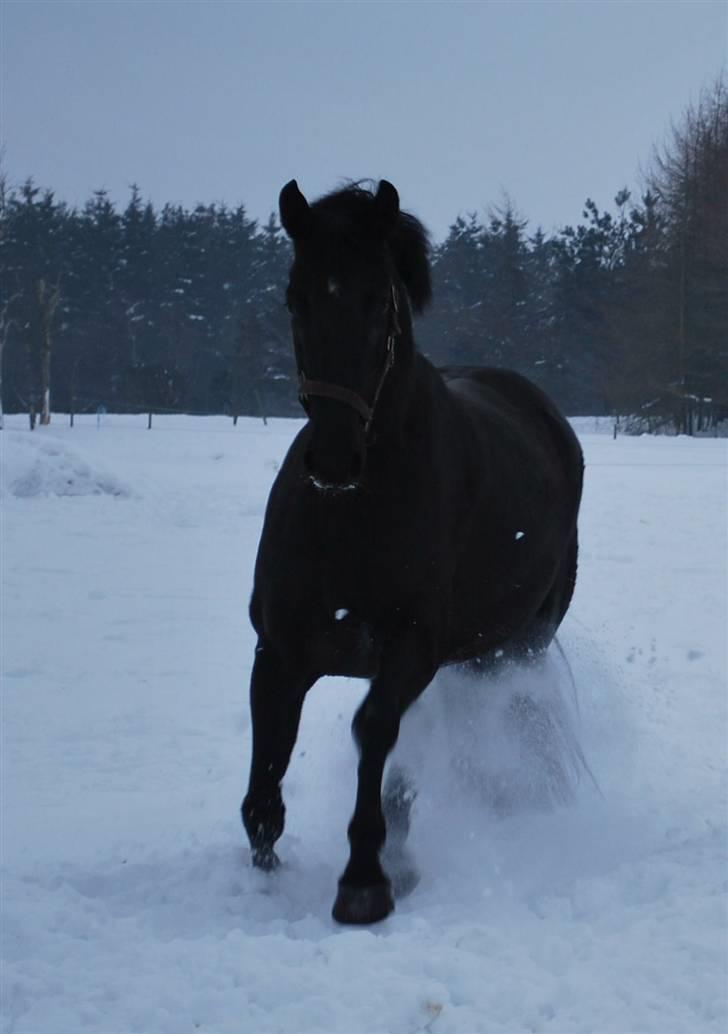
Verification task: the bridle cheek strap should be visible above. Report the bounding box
[298,284,400,436]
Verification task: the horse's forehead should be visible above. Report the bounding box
[296,225,382,280]
[293,248,377,294]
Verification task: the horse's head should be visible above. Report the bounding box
[279,179,431,490]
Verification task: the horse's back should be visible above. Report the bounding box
[440,365,583,495]
[435,365,583,660]
[440,365,574,435]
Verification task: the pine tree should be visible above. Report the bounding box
[647,77,728,431]
[1,181,68,423]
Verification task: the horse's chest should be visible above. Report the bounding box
[258,485,445,676]
[274,517,385,675]
[316,525,395,607]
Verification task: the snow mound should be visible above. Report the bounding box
[3,433,131,499]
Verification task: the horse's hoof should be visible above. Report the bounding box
[331,882,395,925]
[252,847,280,872]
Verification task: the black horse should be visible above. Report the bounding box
[242,179,583,925]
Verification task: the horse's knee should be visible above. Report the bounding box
[351,696,399,754]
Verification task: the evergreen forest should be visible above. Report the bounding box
[1,81,726,433]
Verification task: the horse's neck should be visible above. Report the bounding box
[374,330,419,437]
[372,344,450,449]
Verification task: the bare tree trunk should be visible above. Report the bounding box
[254,389,268,426]
[0,337,4,431]
[37,279,61,426]
[0,294,20,431]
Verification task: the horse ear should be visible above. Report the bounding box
[279,180,311,239]
[373,180,399,236]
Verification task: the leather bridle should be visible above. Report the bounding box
[297,284,401,437]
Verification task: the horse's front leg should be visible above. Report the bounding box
[241,640,316,871]
[332,630,438,925]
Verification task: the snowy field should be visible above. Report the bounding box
[2,413,726,1034]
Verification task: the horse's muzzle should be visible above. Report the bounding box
[305,473,361,494]
[303,403,367,490]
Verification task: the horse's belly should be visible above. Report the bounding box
[309,613,381,679]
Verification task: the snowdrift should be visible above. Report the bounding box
[3,432,131,499]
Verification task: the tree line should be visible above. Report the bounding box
[1,79,725,432]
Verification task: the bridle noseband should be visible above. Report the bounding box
[297,284,401,437]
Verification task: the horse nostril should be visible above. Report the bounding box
[303,435,365,488]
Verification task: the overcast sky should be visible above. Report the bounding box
[2,0,726,241]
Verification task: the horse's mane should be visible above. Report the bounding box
[311,183,432,313]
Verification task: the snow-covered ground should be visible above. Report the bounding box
[2,413,726,1034]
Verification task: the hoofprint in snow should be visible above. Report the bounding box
[1,414,726,1034]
